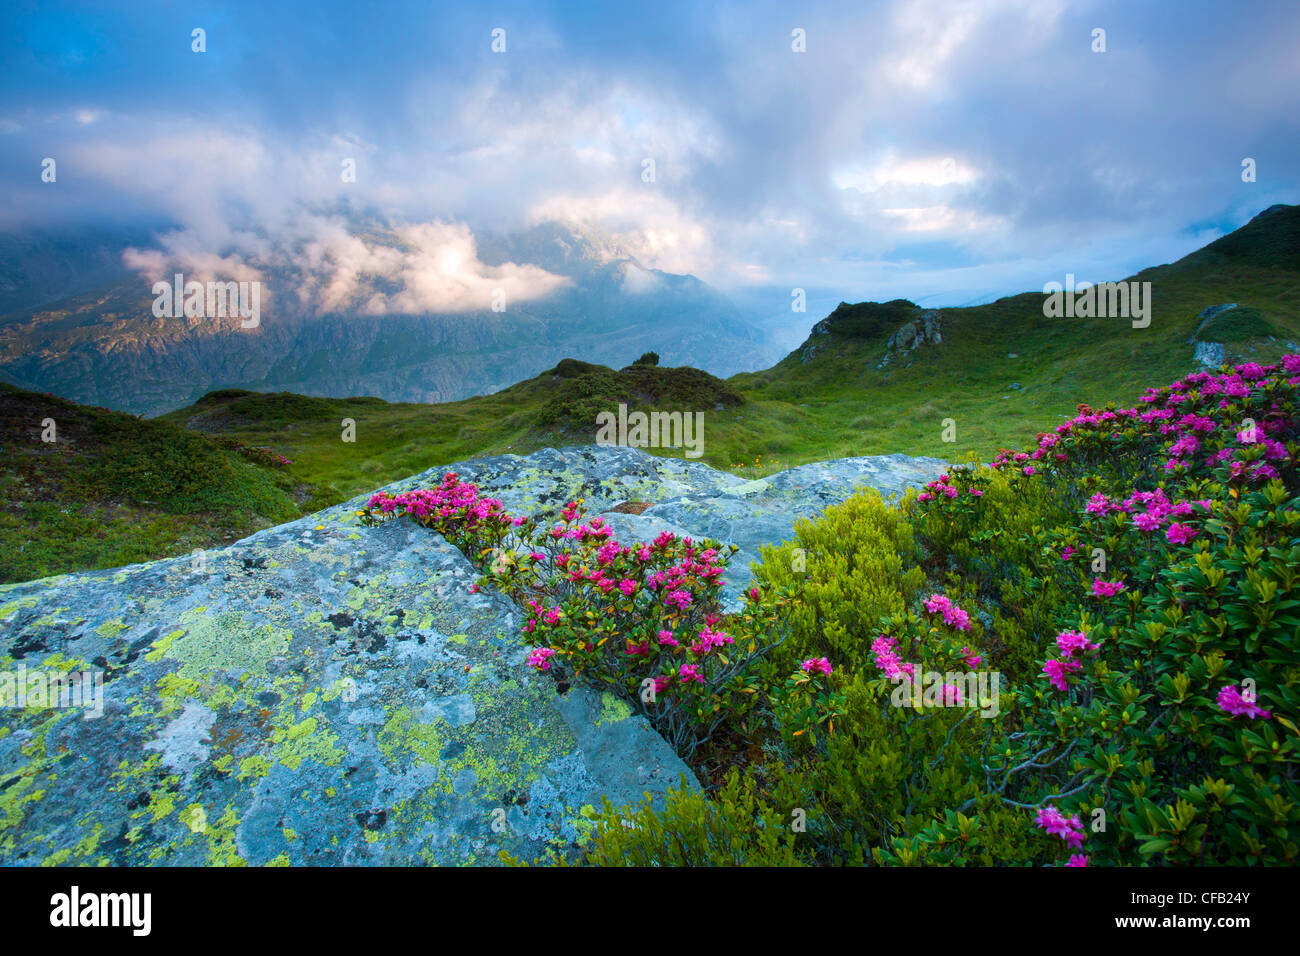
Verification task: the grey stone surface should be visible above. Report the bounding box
[0,444,947,865]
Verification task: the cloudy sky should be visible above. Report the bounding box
[2,0,1298,313]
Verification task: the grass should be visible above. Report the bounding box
[6,204,1298,583]
[0,382,300,583]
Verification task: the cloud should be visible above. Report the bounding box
[0,0,1297,310]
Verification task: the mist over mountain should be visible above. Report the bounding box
[0,219,781,416]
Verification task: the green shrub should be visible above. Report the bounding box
[754,490,924,673]
[369,356,1300,866]
[512,771,807,867]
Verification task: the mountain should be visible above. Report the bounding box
[0,220,781,416]
[0,225,158,316]
[2,204,1297,584]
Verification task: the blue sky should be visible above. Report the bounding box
[2,0,1298,311]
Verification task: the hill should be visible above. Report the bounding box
[0,382,300,583]
[3,204,1297,583]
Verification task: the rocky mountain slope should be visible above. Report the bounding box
[0,445,946,865]
[0,221,778,416]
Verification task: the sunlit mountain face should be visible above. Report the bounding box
[0,217,778,415]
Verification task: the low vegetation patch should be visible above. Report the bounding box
[0,381,300,583]
[367,356,1300,866]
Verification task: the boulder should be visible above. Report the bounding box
[0,445,948,865]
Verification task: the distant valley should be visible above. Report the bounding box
[0,220,783,416]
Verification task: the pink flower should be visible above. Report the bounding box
[1064,855,1089,867]
[657,630,679,648]
[1217,684,1271,719]
[664,589,693,610]
[1133,511,1162,532]
[1035,805,1085,848]
[1091,578,1127,598]
[1055,629,1099,658]
[1165,522,1198,546]
[923,593,973,631]
[1061,545,1077,561]
[679,664,704,684]
[1042,657,1082,691]
[526,647,557,671]
[800,657,833,677]
[871,635,913,680]
[1085,493,1112,515]
[618,578,638,597]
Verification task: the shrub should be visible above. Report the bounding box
[365,356,1300,866]
[361,479,796,758]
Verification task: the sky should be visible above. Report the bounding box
[1,0,1298,313]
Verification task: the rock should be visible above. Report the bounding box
[881,309,943,367]
[1193,341,1227,368]
[0,444,948,865]
[1188,304,1236,368]
[1189,303,1237,342]
[1008,383,1023,391]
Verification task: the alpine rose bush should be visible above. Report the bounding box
[362,482,796,758]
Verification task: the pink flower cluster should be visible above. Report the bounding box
[527,647,557,671]
[1042,628,1099,691]
[1087,487,1212,547]
[801,657,833,677]
[1216,684,1272,720]
[922,593,973,631]
[1091,578,1127,599]
[917,472,960,502]
[1036,805,1086,849]
[691,624,734,655]
[367,472,519,530]
[871,635,914,680]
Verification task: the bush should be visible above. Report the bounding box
[364,355,1300,866]
[361,479,796,759]
[633,351,660,366]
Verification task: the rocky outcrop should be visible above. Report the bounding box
[1189,304,1236,368]
[0,445,947,865]
[879,310,944,368]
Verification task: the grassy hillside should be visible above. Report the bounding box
[0,383,301,583]
[163,203,1300,484]
[5,204,1297,583]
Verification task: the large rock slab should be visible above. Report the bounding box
[416,446,949,607]
[0,445,946,865]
